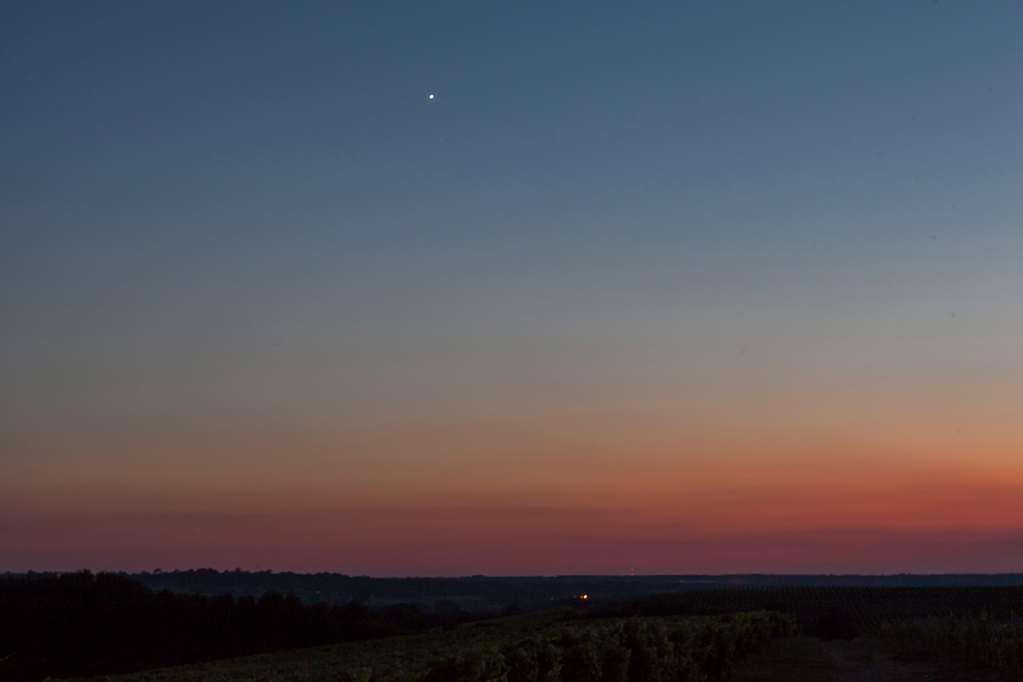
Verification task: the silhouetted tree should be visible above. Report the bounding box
[0,572,471,681]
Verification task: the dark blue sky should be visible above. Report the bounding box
[6,2,1021,322]
[4,2,1023,573]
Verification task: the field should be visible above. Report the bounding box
[73,610,794,682]
[600,587,1023,679]
[39,584,1023,681]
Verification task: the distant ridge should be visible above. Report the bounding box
[100,570,1023,612]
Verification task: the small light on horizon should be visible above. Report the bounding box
[579,593,589,601]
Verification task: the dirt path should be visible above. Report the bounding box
[730,636,1005,681]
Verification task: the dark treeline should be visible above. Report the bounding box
[132,569,1023,613]
[586,585,1023,640]
[0,572,481,681]
[133,569,700,610]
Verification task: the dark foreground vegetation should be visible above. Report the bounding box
[89,611,796,682]
[0,572,477,681]
[414,612,795,682]
[7,572,1023,680]
[592,586,1023,676]
[880,615,1023,672]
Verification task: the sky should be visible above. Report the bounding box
[3,1,1023,575]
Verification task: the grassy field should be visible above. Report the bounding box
[67,610,793,681]
[56,587,1023,681]
[78,610,569,681]
[729,635,1023,682]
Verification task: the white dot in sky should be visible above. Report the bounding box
[427,93,436,101]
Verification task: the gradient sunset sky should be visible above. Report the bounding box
[4,1,1023,575]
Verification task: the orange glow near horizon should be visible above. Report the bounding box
[5,400,1023,574]
[5,278,1023,575]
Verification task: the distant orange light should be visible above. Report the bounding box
[579,593,589,601]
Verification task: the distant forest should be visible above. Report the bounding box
[0,571,481,681]
[133,569,707,610]
[133,569,1023,610]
